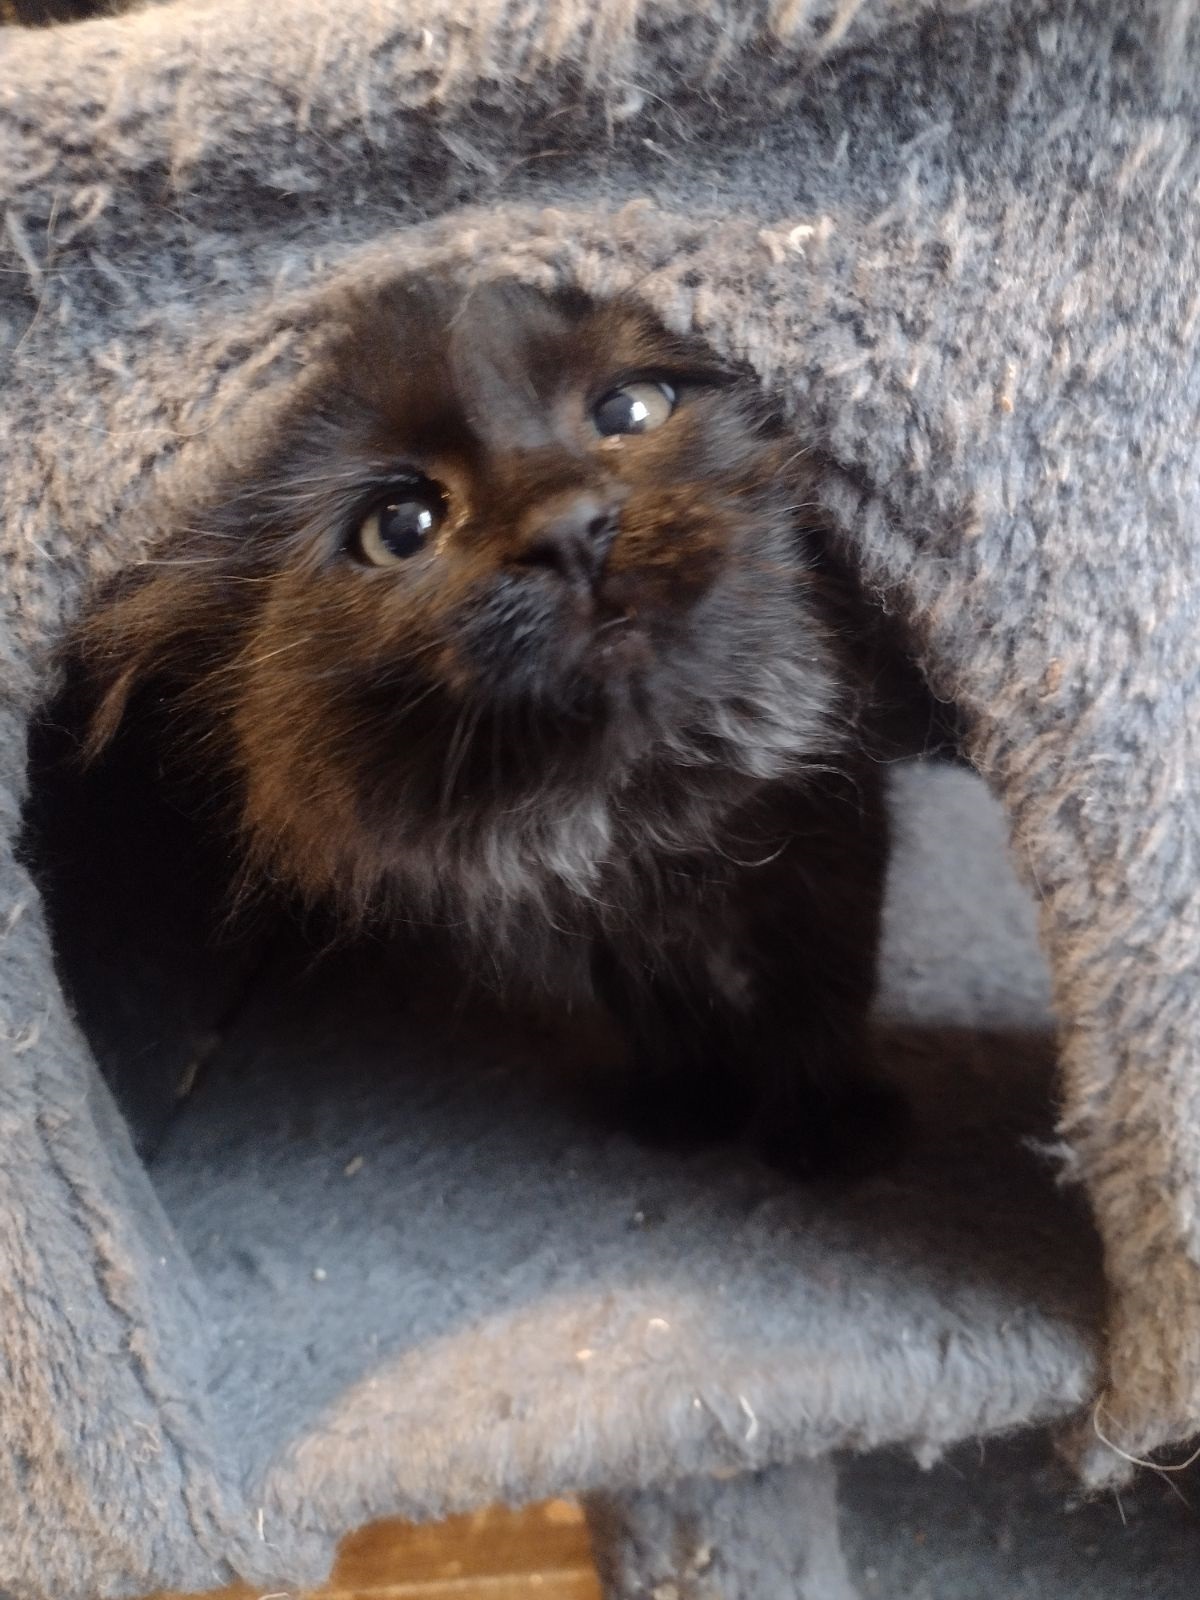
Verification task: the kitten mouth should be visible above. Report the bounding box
[588,602,651,671]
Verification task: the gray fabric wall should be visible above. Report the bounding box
[2,1,1199,1594]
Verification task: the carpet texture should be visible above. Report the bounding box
[2,0,1199,1595]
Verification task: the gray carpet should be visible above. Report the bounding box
[133,759,1186,1593]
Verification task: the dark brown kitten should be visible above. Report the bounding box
[74,283,903,1174]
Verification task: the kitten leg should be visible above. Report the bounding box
[590,940,758,1150]
[592,925,900,1174]
[734,771,904,1178]
[741,979,904,1180]
[594,770,904,1176]
[589,945,755,1149]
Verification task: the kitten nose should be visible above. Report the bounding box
[516,493,621,588]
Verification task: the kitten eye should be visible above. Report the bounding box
[592,380,676,438]
[353,477,448,566]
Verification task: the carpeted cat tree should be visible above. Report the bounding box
[2,1,1200,1596]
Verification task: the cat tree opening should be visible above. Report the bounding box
[19,677,1104,1538]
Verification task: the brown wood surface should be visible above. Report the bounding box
[151,1501,602,1600]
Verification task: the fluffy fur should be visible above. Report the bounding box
[73,284,900,1169]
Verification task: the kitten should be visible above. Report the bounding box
[72,282,907,1174]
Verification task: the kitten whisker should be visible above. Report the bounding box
[238,636,314,670]
[438,697,484,814]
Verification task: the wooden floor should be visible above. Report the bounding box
[154,1501,603,1600]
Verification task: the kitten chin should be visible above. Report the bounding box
[68,281,913,1177]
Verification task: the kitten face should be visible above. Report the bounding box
[283,287,763,717]
[81,285,846,928]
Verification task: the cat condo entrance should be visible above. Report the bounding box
[21,689,1102,1532]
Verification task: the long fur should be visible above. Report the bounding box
[72,283,901,1169]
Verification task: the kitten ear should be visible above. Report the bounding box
[70,559,232,764]
[80,657,143,763]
